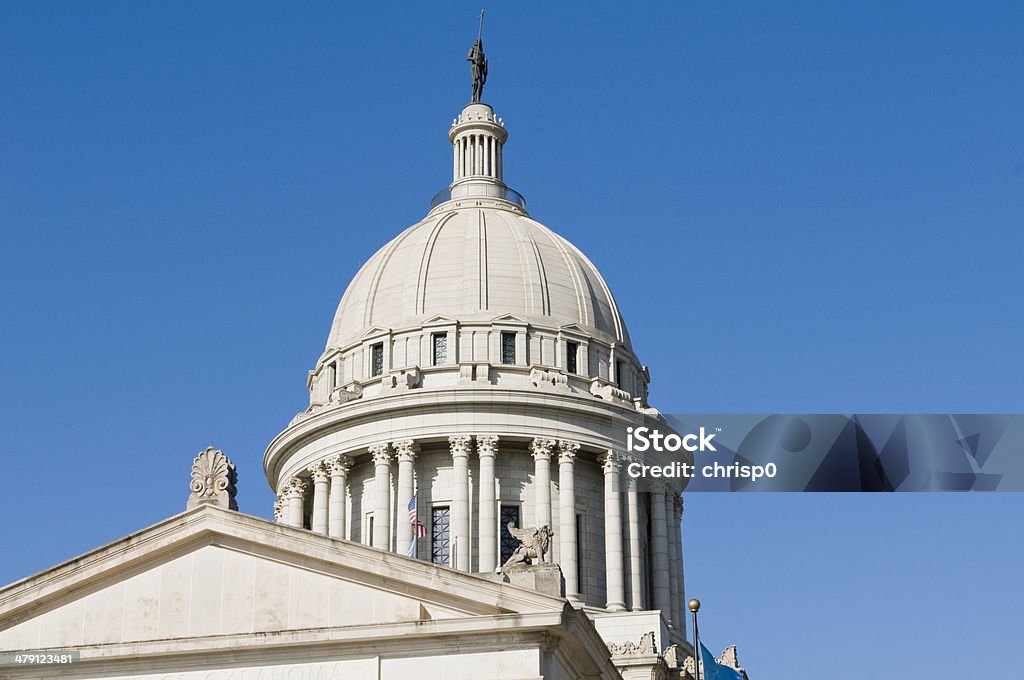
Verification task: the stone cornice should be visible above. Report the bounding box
[263,386,687,491]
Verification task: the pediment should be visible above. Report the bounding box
[0,506,562,651]
[558,323,589,336]
[421,314,457,326]
[490,313,528,325]
[359,325,391,339]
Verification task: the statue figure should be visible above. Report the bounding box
[502,522,553,568]
[467,12,488,103]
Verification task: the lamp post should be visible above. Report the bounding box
[688,598,701,680]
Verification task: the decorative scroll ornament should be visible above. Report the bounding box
[502,523,553,568]
[187,446,237,511]
[682,654,697,679]
[607,631,656,657]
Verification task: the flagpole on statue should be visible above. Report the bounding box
[689,598,702,680]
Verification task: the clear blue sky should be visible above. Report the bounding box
[1,2,1021,678]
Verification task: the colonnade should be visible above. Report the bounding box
[273,436,687,632]
[454,133,503,181]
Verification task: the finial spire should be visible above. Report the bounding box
[467,12,488,104]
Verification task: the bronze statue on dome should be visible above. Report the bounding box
[467,11,488,103]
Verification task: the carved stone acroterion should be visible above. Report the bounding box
[187,446,237,511]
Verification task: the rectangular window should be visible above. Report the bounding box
[365,514,374,545]
[431,506,451,565]
[616,360,625,389]
[566,341,579,374]
[432,333,447,366]
[500,505,521,565]
[501,331,516,365]
[371,343,384,377]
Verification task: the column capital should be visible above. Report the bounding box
[282,477,306,499]
[649,480,670,495]
[476,434,500,457]
[600,451,621,474]
[307,461,330,483]
[369,443,392,466]
[557,439,580,464]
[674,494,683,517]
[326,454,353,476]
[530,437,557,461]
[449,434,473,458]
[393,439,420,463]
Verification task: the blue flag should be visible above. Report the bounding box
[700,643,745,680]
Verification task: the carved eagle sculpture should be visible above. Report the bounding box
[502,522,553,568]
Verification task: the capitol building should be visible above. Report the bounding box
[0,45,747,680]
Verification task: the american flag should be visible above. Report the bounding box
[408,495,426,538]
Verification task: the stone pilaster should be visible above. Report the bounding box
[476,435,500,573]
[557,440,580,602]
[449,435,472,571]
[327,454,352,539]
[393,440,419,556]
[369,443,392,550]
[601,451,627,612]
[308,462,330,534]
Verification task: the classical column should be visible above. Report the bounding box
[673,494,687,639]
[649,484,673,622]
[665,490,682,629]
[601,452,627,612]
[283,477,305,528]
[477,435,499,572]
[625,461,644,611]
[369,443,392,551]
[530,438,556,535]
[449,435,472,571]
[309,462,330,534]
[273,497,284,523]
[557,440,580,602]
[394,440,419,555]
[327,454,352,539]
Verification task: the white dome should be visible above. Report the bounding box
[326,203,632,351]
